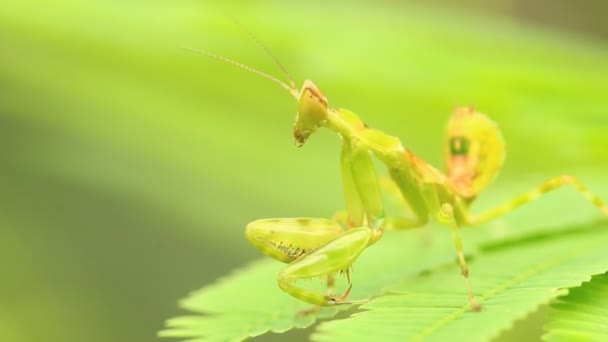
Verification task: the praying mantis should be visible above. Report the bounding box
[191,27,608,312]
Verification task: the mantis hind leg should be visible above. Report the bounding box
[438,203,482,311]
[466,175,608,226]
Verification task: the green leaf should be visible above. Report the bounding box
[146,2,608,341]
[312,223,608,342]
[542,273,608,342]
[159,226,468,341]
[161,203,608,341]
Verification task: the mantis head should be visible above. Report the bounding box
[186,31,328,147]
[294,80,329,147]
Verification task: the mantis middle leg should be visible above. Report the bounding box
[418,184,481,311]
[437,202,482,311]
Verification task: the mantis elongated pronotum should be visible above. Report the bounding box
[190,27,608,312]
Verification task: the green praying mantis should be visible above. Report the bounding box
[190,27,608,312]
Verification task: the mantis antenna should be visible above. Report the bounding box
[227,16,297,90]
[184,47,299,100]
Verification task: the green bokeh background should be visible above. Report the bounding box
[1,1,607,341]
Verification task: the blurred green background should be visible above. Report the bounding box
[1,1,607,341]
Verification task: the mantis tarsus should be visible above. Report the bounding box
[191,28,608,312]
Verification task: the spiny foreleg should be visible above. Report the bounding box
[277,227,372,305]
[274,139,386,306]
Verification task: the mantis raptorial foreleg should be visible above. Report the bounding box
[340,141,365,228]
[277,138,388,304]
[463,175,608,226]
[247,137,387,306]
[348,141,386,230]
[277,227,373,305]
[246,217,354,305]
[245,218,344,263]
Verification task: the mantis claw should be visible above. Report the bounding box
[328,283,353,304]
[326,283,369,306]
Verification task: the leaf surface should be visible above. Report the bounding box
[161,215,608,341]
[543,272,608,342]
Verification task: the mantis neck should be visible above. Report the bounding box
[325,107,448,187]
[324,108,368,140]
[325,108,407,166]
